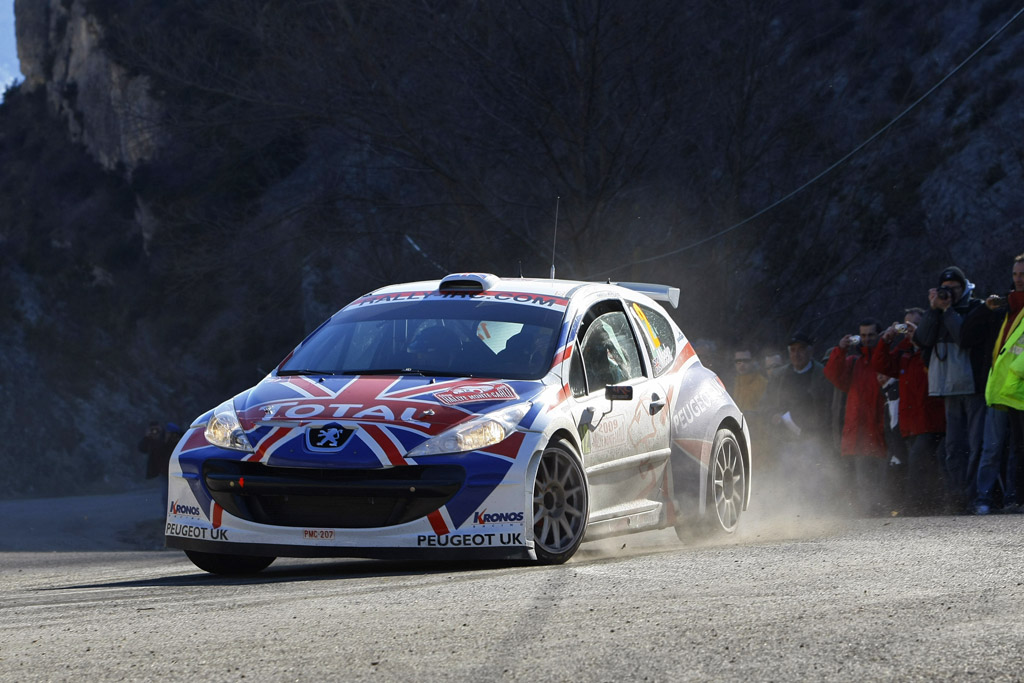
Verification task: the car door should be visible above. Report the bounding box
[569,300,672,523]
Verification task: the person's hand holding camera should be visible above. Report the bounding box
[929,287,952,311]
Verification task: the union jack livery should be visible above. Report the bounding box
[166,272,752,574]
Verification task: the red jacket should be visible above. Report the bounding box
[870,337,946,437]
[825,345,886,458]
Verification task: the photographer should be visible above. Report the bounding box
[825,319,887,515]
[913,266,986,512]
[872,309,946,514]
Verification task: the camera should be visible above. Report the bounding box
[936,286,952,301]
[848,335,861,345]
[894,323,909,334]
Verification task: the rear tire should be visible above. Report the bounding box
[675,428,745,541]
[185,550,275,575]
[532,440,589,564]
[705,428,745,533]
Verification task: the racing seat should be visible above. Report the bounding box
[498,331,534,364]
[497,329,548,376]
[407,326,463,372]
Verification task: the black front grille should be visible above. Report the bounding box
[202,460,464,528]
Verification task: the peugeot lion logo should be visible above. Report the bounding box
[307,423,352,451]
[316,427,345,448]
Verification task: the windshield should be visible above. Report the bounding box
[279,298,566,380]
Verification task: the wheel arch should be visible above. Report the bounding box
[547,427,583,457]
[668,403,750,521]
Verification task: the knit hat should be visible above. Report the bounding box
[938,266,967,288]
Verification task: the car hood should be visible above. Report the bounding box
[234,374,546,454]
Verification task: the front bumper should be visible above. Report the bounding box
[165,429,538,561]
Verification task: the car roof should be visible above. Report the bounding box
[370,275,580,299]
[366,272,679,308]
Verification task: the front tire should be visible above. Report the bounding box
[185,550,275,575]
[532,440,589,564]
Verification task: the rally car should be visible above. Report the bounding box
[166,272,751,574]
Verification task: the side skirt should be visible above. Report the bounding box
[582,502,665,541]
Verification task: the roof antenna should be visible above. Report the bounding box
[550,196,560,279]
[517,260,523,277]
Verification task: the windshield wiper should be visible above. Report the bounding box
[277,369,337,376]
[343,368,468,377]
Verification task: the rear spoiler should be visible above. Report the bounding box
[614,282,680,309]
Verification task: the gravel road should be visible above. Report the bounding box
[2,488,1024,681]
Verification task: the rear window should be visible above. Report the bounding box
[629,302,676,377]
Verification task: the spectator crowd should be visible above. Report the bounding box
[719,255,1024,517]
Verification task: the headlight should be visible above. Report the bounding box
[406,403,531,457]
[204,400,254,452]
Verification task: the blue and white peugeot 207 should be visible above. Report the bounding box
[166,272,752,574]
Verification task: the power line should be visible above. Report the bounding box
[587,4,1024,280]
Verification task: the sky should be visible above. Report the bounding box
[1,0,22,94]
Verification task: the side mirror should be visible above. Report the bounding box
[605,384,633,401]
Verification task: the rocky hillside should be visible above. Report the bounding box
[2,0,1023,497]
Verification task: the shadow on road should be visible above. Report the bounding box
[40,555,541,590]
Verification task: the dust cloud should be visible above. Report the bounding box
[574,447,867,563]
